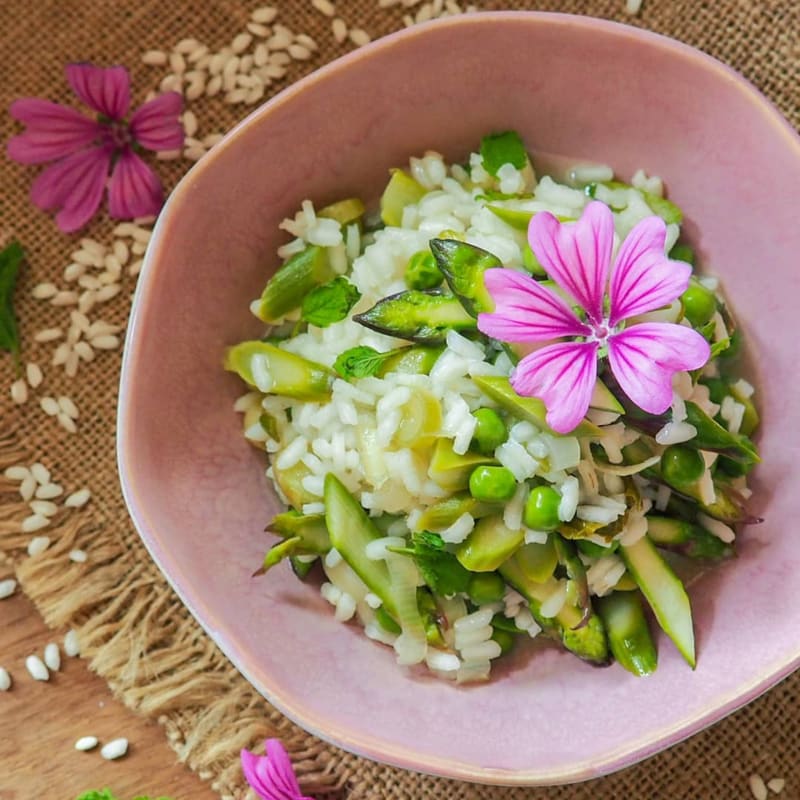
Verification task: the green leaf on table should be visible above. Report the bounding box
[301,276,361,328]
[479,130,528,177]
[76,791,119,800]
[0,240,25,364]
[333,345,394,379]
[389,531,471,597]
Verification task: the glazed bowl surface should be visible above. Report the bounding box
[118,12,800,785]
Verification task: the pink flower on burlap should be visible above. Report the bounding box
[477,201,710,434]
[7,63,183,232]
[241,738,314,800]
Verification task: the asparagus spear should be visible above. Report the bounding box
[596,591,658,676]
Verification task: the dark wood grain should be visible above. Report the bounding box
[0,590,219,800]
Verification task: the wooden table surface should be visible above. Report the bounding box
[0,589,218,800]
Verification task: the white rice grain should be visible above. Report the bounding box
[22,515,50,534]
[10,379,27,404]
[69,549,88,563]
[748,774,768,800]
[453,606,494,633]
[439,512,474,544]
[64,629,80,657]
[0,668,11,691]
[460,640,502,662]
[44,642,61,671]
[35,482,63,499]
[100,738,129,760]
[697,512,736,543]
[25,655,49,681]
[27,535,51,555]
[425,649,460,672]
[0,579,17,599]
[75,736,99,751]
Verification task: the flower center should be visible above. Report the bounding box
[104,119,132,150]
[588,319,613,345]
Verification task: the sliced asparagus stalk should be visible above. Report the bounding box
[596,591,658,677]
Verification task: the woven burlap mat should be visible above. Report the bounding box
[1,1,798,798]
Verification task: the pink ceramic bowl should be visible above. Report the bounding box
[118,12,800,785]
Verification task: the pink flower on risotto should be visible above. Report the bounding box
[241,738,314,800]
[477,201,710,434]
[7,63,183,232]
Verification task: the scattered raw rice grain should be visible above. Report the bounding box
[66,324,82,345]
[270,51,291,66]
[247,21,271,36]
[288,43,312,60]
[65,488,92,508]
[101,738,129,760]
[169,54,187,75]
[239,53,255,72]
[63,262,85,281]
[625,0,643,13]
[30,500,58,517]
[65,350,79,378]
[34,327,63,343]
[267,30,291,50]
[52,343,71,366]
[208,52,227,75]
[142,49,168,65]
[296,33,318,50]
[113,222,137,237]
[349,27,371,46]
[58,413,78,434]
[186,77,206,101]
[64,629,80,657]
[205,75,223,97]
[128,259,144,277]
[103,254,122,276]
[156,149,182,161]
[251,5,278,23]
[10,379,28,404]
[0,668,11,691]
[95,284,121,303]
[75,736,98,751]
[188,44,209,63]
[0,579,17,599]
[35,483,63,499]
[26,362,43,388]
[112,240,129,264]
[69,549,88,563]
[78,290,96,314]
[74,341,95,362]
[131,226,152,243]
[232,32,253,53]
[51,290,79,307]
[78,274,101,290]
[40,396,60,416]
[19,476,36,502]
[202,133,224,148]
[57,396,79,419]
[32,282,58,300]
[225,88,249,104]
[174,37,200,54]
[71,249,101,266]
[160,74,183,93]
[749,774,768,800]
[263,63,287,79]
[27,534,51,554]
[182,110,198,137]
[246,85,265,104]
[767,778,785,794]
[332,18,348,42]
[30,462,50,484]
[25,655,49,681]
[3,465,29,481]
[44,642,61,671]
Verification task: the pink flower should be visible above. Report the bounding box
[7,63,183,232]
[477,201,711,434]
[241,739,314,800]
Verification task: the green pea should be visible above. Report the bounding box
[404,250,443,290]
[467,572,506,604]
[680,281,717,327]
[669,242,695,265]
[661,445,705,486]
[522,243,547,277]
[523,485,561,531]
[468,466,517,502]
[471,408,508,455]
[490,627,516,656]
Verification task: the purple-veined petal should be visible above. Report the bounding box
[66,63,130,119]
[8,99,101,163]
[107,149,163,220]
[511,340,599,434]
[608,215,692,325]
[528,201,613,325]
[607,322,711,414]
[129,92,184,151]
[241,740,311,800]
[29,146,111,231]
[477,268,590,343]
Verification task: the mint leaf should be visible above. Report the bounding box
[76,791,119,800]
[0,241,24,364]
[479,131,528,177]
[301,276,360,327]
[390,531,471,596]
[333,345,394,379]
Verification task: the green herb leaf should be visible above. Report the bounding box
[301,276,361,328]
[479,131,528,177]
[390,531,471,597]
[709,337,731,358]
[76,791,119,800]
[0,240,25,363]
[333,345,394,379]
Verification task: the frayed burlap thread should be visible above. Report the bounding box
[1,1,798,798]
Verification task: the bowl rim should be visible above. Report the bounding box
[118,10,800,786]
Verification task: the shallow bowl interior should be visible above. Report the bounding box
[119,12,800,785]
